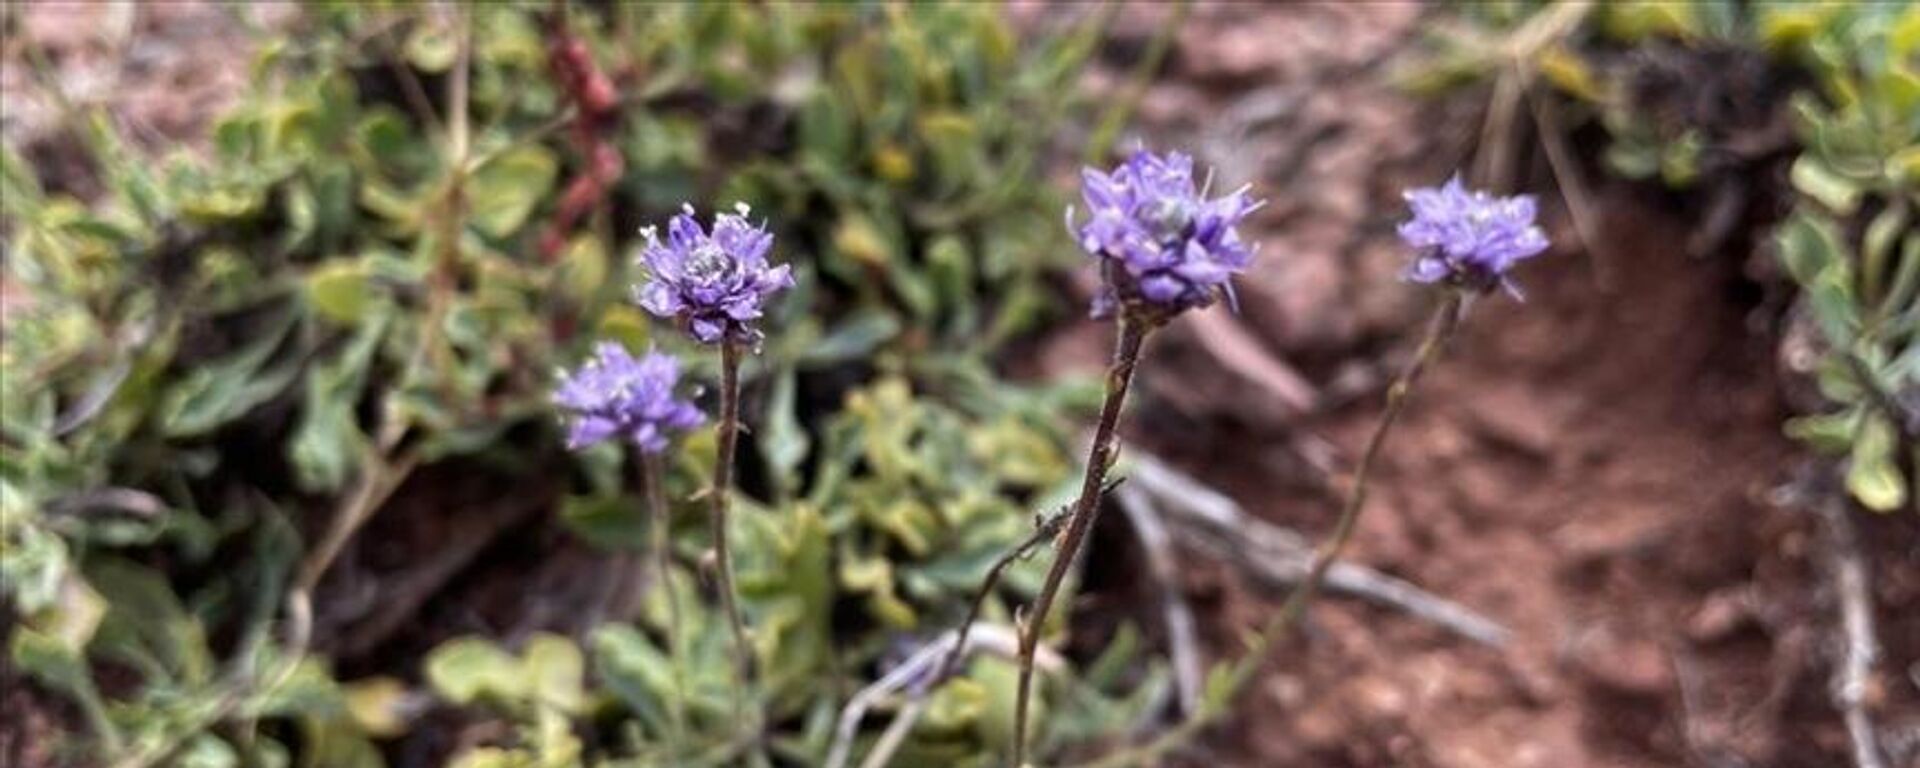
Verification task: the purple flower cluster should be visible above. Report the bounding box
[636,203,794,346]
[554,342,704,453]
[1070,149,1262,320]
[1397,176,1549,296]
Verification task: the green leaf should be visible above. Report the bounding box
[1082,623,1142,690]
[839,550,915,628]
[343,676,411,738]
[1774,211,1835,286]
[158,310,301,438]
[468,146,558,238]
[405,21,458,73]
[290,311,387,493]
[800,311,900,368]
[1791,156,1864,215]
[1,522,70,615]
[449,748,533,768]
[592,623,694,728]
[10,628,96,709]
[522,633,585,714]
[923,677,987,732]
[557,493,646,552]
[1601,0,1701,42]
[1848,414,1907,512]
[970,657,1037,751]
[425,636,525,706]
[760,368,810,497]
[305,258,377,324]
[1785,409,1859,455]
[176,735,240,768]
[86,556,215,685]
[1808,263,1861,347]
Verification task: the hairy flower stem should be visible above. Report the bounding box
[640,453,689,753]
[1065,294,1467,768]
[1013,318,1151,768]
[1269,292,1464,642]
[711,340,754,716]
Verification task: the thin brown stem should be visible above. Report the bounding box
[711,340,753,714]
[1068,293,1467,768]
[932,523,1055,685]
[1265,292,1463,641]
[1012,318,1150,768]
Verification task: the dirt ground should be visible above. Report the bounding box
[1053,4,1920,767]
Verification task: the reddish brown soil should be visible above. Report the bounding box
[1065,5,1920,767]
[1165,190,1814,768]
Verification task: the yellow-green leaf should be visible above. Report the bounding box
[343,676,412,737]
[306,259,373,324]
[1848,415,1907,512]
[521,633,584,713]
[1536,46,1605,102]
[468,146,558,238]
[425,636,524,705]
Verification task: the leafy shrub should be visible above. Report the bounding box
[1,4,1168,765]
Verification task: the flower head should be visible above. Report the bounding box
[1069,148,1263,321]
[554,342,704,453]
[635,203,794,346]
[1397,176,1549,296]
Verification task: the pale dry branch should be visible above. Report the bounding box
[826,625,1063,768]
[1126,451,1510,648]
[1816,495,1888,768]
[1115,484,1204,717]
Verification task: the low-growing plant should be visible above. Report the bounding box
[1765,3,1919,513]
[0,3,1164,765]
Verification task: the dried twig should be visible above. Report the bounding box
[856,698,928,768]
[1816,495,1889,768]
[826,625,1062,768]
[1125,451,1509,648]
[1526,83,1613,290]
[1114,485,1204,717]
